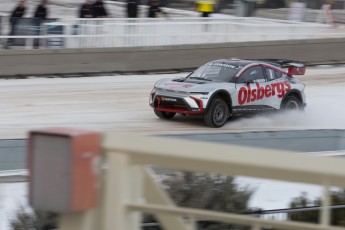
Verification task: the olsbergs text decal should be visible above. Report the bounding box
[238,82,291,105]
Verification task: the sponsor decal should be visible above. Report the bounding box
[207,63,239,69]
[158,96,177,102]
[162,97,177,102]
[238,82,291,105]
[165,82,193,88]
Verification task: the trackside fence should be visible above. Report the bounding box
[0,17,337,49]
[57,134,345,230]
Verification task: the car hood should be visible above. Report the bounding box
[154,78,222,94]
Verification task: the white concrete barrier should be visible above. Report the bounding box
[0,38,344,76]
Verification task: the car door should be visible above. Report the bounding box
[261,66,290,110]
[233,65,267,113]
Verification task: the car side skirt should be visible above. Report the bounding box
[232,105,277,114]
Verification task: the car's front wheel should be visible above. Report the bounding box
[281,95,302,111]
[154,110,176,119]
[204,98,229,128]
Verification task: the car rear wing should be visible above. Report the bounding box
[258,59,306,75]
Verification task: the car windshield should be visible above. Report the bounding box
[188,63,241,82]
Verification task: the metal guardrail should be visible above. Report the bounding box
[249,204,345,222]
[3,169,345,226]
[0,131,344,229]
[57,134,345,230]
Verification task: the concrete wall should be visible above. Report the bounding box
[0,38,345,76]
[0,139,26,171]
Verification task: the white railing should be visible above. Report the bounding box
[58,16,331,25]
[48,17,333,47]
[0,17,335,49]
[3,32,345,50]
[59,134,345,230]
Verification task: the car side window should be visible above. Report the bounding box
[238,66,265,84]
[265,68,275,81]
[275,70,283,79]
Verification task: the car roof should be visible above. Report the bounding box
[209,59,283,69]
[209,59,254,67]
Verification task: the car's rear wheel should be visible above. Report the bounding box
[204,98,229,128]
[281,95,302,111]
[154,110,176,119]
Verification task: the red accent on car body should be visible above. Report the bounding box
[154,96,204,114]
[288,66,306,75]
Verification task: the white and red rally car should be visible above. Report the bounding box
[149,59,307,127]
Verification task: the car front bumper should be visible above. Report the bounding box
[150,94,204,115]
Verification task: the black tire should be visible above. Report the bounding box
[281,95,302,111]
[204,98,229,128]
[154,110,176,119]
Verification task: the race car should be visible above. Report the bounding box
[149,59,307,128]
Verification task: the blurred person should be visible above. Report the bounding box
[5,0,27,48]
[148,0,167,18]
[127,0,140,18]
[196,0,215,17]
[79,0,94,18]
[34,0,49,20]
[10,0,26,22]
[92,0,108,18]
[245,0,256,17]
[33,0,49,49]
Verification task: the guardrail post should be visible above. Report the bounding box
[25,37,32,50]
[252,223,261,230]
[100,151,141,230]
[251,223,261,230]
[320,182,331,226]
[187,216,196,230]
[143,168,190,230]
[60,210,98,230]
